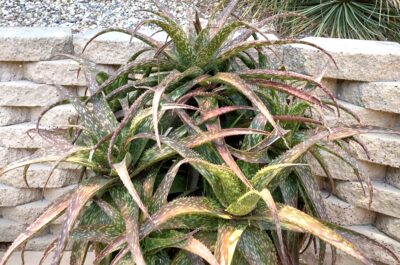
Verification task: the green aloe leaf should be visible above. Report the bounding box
[51,177,114,265]
[235,227,278,265]
[139,197,231,238]
[214,223,246,265]
[112,156,150,219]
[205,72,284,136]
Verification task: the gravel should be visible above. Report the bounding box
[0,0,212,32]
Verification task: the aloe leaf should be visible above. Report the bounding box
[226,164,305,216]
[278,205,373,265]
[172,236,219,265]
[142,230,191,254]
[206,72,284,136]
[196,96,252,188]
[108,90,153,166]
[252,79,327,110]
[71,225,121,243]
[258,188,289,265]
[228,146,270,163]
[51,177,114,265]
[0,192,72,265]
[150,159,185,213]
[152,67,202,147]
[93,235,126,265]
[139,197,231,238]
[236,227,278,265]
[128,133,249,205]
[210,0,240,37]
[218,39,337,69]
[113,157,150,219]
[81,27,164,53]
[196,21,243,67]
[131,129,271,178]
[214,223,246,265]
[111,186,145,265]
[87,58,171,102]
[243,69,336,104]
[141,19,193,65]
[199,105,257,124]
[0,146,89,176]
[70,241,90,265]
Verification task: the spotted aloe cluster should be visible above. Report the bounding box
[0,1,399,265]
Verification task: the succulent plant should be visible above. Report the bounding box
[1,1,399,265]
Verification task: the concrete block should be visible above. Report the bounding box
[0,27,73,61]
[351,133,400,168]
[348,225,400,264]
[0,146,33,168]
[387,167,400,189]
[339,81,400,114]
[0,164,80,188]
[26,233,58,251]
[335,181,400,218]
[282,37,400,82]
[0,107,30,126]
[301,246,364,265]
[23,59,116,86]
[0,81,63,107]
[33,104,78,129]
[0,184,41,206]
[43,184,77,201]
[0,218,26,242]
[0,200,51,224]
[321,191,375,226]
[0,122,69,148]
[307,150,386,181]
[376,214,400,242]
[317,100,400,129]
[0,62,23,81]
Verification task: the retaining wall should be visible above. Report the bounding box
[0,27,399,264]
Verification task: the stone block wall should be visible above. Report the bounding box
[0,27,399,264]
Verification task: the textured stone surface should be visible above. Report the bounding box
[23,59,116,86]
[0,107,30,126]
[335,181,400,218]
[26,233,58,251]
[301,247,364,265]
[0,122,68,148]
[283,37,400,82]
[376,214,400,241]
[321,191,375,226]
[0,218,26,242]
[0,184,41,206]
[387,167,400,189]
[73,29,166,64]
[0,62,23,81]
[348,225,400,264]
[33,104,78,128]
[0,27,73,61]
[306,150,386,181]
[0,81,63,107]
[0,200,51,224]
[338,81,400,114]
[0,146,33,168]
[351,133,400,168]
[43,184,77,201]
[318,100,400,129]
[0,164,80,188]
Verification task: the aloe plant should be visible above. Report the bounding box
[1,1,399,265]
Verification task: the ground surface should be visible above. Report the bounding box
[0,0,212,32]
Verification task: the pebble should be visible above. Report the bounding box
[0,0,213,32]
